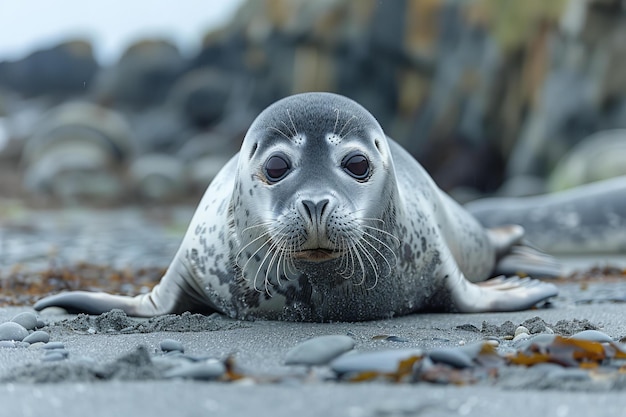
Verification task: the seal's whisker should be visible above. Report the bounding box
[240,221,275,234]
[287,109,298,137]
[332,108,340,135]
[267,126,291,140]
[361,230,398,265]
[235,230,272,267]
[338,115,356,137]
[360,231,395,278]
[361,224,401,247]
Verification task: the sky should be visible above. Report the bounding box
[0,0,244,65]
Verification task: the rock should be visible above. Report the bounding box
[23,331,50,344]
[159,339,185,353]
[427,347,474,369]
[0,322,29,342]
[11,312,39,331]
[331,349,423,376]
[42,341,65,350]
[164,360,226,380]
[285,335,355,366]
[569,330,613,343]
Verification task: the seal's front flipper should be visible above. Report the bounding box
[34,267,219,317]
[34,291,153,316]
[449,275,558,313]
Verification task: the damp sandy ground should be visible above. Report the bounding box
[2,205,626,417]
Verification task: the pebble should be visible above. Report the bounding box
[331,349,423,375]
[285,335,355,366]
[569,330,613,343]
[512,332,531,342]
[23,331,50,344]
[0,340,18,348]
[44,349,70,359]
[42,351,69,362]
[0,322,29,342]
[164,360,226,380]
[28,342,47,350]
[428,347,474,369]
[11,312,39,331]
[160,339,185,353]
[514,326,530,337]
[42,341,65,350]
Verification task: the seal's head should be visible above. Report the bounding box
[233,92,399,293]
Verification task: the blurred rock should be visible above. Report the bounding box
[129,153,188,202]
[21,102,133,204]
[0,40,99,98]
[93,39,185,108]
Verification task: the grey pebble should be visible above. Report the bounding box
[0,322,29,342]
[331,349,423,375]
[384,336,409,343]
[285,335,355,366]
[42,341,65,350]
[428,347,474,369]
[28,342,47,350]
[0,340,18,348]
[11,312,39,331]
[36,318,46,329]
[42,351,69,362]
[44,349,69,359]
[164,360,226,380]
[160,339,185,353]
[23,331,50,344]
[569,330,613,343]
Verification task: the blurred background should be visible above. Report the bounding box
[1,0,626,207]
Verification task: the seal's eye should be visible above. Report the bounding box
[264,154,290,182]
[343,153,370,180]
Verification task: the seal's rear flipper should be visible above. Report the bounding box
[449,274,558,313]
[495,244,564,278]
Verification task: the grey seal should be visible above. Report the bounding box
[34,92,558,321]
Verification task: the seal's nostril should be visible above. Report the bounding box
[302,199,330,224]
[302,200,314,221]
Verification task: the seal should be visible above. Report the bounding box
[34,92,558,322]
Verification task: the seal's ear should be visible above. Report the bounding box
[249,142,258,159]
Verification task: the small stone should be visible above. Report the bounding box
[28,342,46,350]
[514,326,530,337]
[36,318,46,329]
[164,360,226,380]
[0,340,18,348]
[569,330,613,343]
[11,312,39,331]
[285,335,355,366]
[42,341,65,350]
[23,331,50,344]
[42,351,68,362]
[0,322,29,342]
[160,339,185,353]
[44,349,69,359]
[428,347,474,369]
[512,332,531,342]
[331,349,423,375]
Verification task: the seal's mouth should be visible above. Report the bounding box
[292,248,343,262]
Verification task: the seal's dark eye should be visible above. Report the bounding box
[264,154,290,182]
[343,153,370,180]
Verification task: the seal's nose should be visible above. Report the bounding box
[301,199,329,226]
